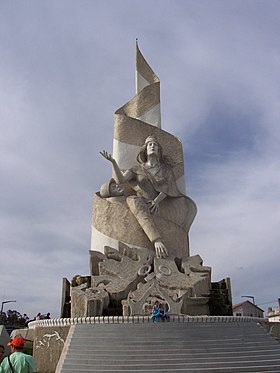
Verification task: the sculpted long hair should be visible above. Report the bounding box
[137,136,164,164]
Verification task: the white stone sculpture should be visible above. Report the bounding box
[100,134,198,259]
[69,43,214,318]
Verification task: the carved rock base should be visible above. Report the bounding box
[70,243,212,318]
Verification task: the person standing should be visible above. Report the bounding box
[0,337,36,373]
[35,313,41,320]
[152,301,162,323]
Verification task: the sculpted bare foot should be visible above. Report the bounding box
[154,240,168,258]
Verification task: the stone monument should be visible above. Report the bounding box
[66,43,232,318]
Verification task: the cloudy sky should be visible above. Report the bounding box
[1,0,279,319]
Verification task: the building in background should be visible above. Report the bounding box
[267,299,280,322]
[233,301,264,318]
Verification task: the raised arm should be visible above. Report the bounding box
[100,150,133,184]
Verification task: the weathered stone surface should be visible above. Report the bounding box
[92,192,153,250]
[10,328,34,341]
[71,243,153,317]
[89,250,106,275]
[33,325,70,373]
[261,321,280,342]
[209,277,233,316]
[71,284,110,317]
[127,280,183,315]
[127,255,211,316]
[92,192,196,258]
[71,243,212,317]
[60,277,71,318]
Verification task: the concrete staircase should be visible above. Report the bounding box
[57,320,280,372]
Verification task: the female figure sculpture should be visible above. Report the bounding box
[100,135,189,259]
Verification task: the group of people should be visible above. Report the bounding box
[152,301,170,323]
[35,312,50,320]
[0,337,36,372]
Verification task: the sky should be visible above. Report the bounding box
[0,0,279,319]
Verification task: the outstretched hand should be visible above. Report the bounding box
[154,240,168,259]
[147,199,159,215]
[100,150,114,163]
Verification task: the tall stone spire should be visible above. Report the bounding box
[112,42,185,192]
[135,40,161,128]
[113,42,164,171]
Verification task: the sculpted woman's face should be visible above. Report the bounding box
[146,141,159,156]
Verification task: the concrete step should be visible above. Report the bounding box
[60,364,280,373]
[65,350,280,360]
[64,349,280,359]
[57,321,280,373]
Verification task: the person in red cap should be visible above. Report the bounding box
[0,336,36,372]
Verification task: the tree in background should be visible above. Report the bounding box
[0,309,30,328]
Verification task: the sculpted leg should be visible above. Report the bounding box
[126,196,168,257]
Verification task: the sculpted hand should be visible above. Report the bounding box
[147,199,159,215]
[100,150,115,163]
[154,240,168,259]
[100,150,127,184]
